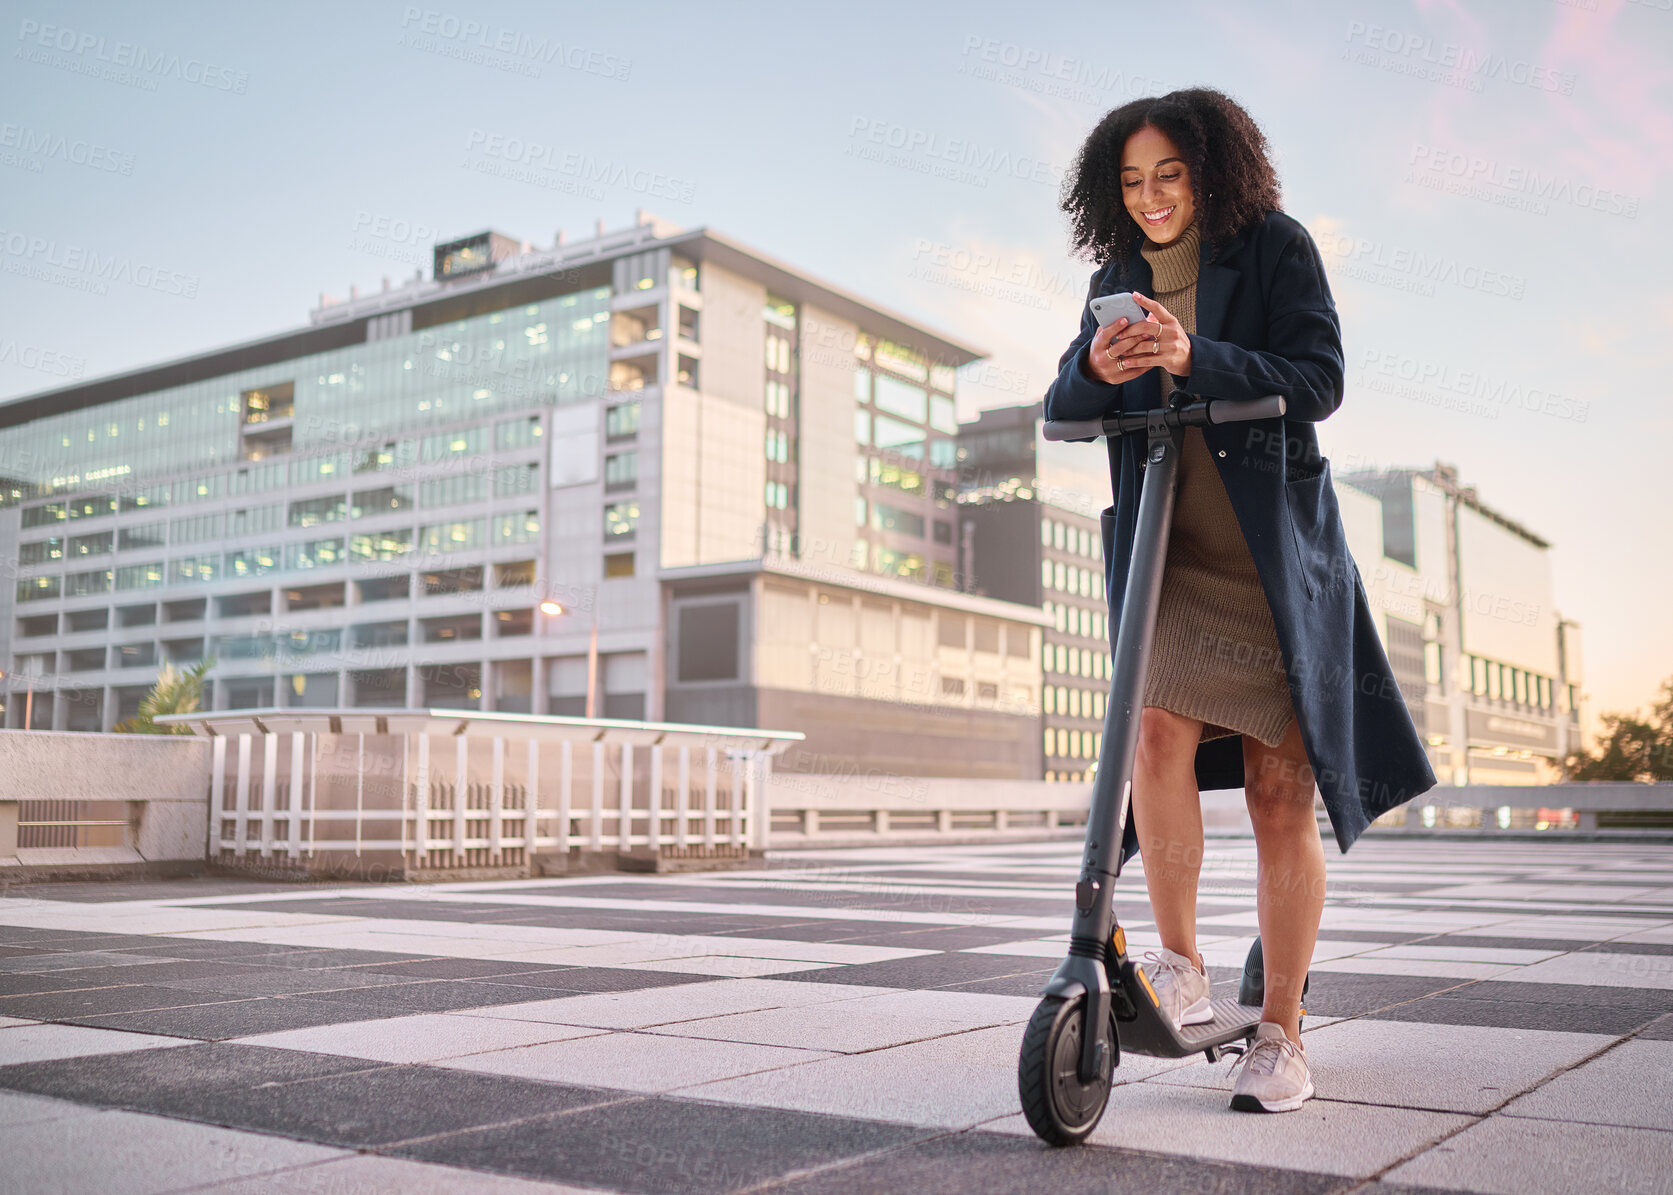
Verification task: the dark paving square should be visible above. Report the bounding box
[11,959,275,988]
[155,966,440,998]
[1447,979,1673,1010]
[394,1093,937,1195]
[1579,941,1673,957]
[0,971,124,997]
[765,1128,1350,1195]
[119,939,345,961]
[496,967,712,995]
[1424,934,1596,952]
[0,1042,386,1110]
[284,978,616,1013]
[775,952,1058,991]
[0,950,178,973]
[1286,973,1467,1018]
[338,957,574,980]
[1365,995,1660,1035]
[1637,1013,1673,1040]
[0,984,254,1021]
[934,968,1059,998]
[207,1062,632,1148]
[74,995,423,1039]
[815,926,1051,951]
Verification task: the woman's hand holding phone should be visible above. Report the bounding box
[1083,293,1192,385]
[1086,311,1161,384]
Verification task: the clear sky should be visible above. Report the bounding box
[1,0,1668,722]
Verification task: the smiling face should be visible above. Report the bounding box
[1120,124,1196,245]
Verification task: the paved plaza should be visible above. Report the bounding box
[0,838,1669,1194]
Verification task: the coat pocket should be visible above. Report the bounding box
[1283,457,1349,600]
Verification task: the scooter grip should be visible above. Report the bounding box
[1206,394,1287,424]
[1041,419,1107,442]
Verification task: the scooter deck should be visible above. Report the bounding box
[1118,995,1264,1060]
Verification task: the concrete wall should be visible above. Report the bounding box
[0,730,210,875]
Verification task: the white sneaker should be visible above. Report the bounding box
[1229,1022,1314,1112]
[1141,948,1212,1027]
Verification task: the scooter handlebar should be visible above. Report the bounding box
[1207,393,1287,424]
[1040,419,1107,442]
[1041,394,1287,441]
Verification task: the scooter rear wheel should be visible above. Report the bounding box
[1017,994,1113,1145]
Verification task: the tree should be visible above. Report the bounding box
[113,659,214,735]
[1564,675,1673,782]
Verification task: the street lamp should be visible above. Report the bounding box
[539,598,598,719]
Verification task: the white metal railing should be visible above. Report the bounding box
[157,708,802,872]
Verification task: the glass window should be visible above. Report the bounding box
[22,503,67,528]
[605,451,638,488]
[349,529,413,562]
[605,501,639,538]
[224,546,281,578]
[170,555,219,584]
[19,538,64,565]
[421,426,487,461]
[855,497,867,527]
[286,538,346,569]
[168,513,222,544]
[929,439,957,468]
[417,520,484,554]
[495,416,542,450]
[930,362,956,392]
[351,485,412,517]
[853,367,871,402]
[68,531,113,557]
[492,510,539,544]
[65,568,113,596]
[17,575,61,601]
[606,401,641,438]
[875,374,928,423]
[872,503,925,537]
[68,494,118,520]
[854,409,871,445]
[873,414,924,458]
[418,474,486,507]
[288,495,347,527]
[115,561,165,589]
[929,395,957,434]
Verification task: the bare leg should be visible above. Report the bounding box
[1131,706,1207,971]
[1242,717,1326,1045]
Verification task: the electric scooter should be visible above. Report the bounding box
[1017,389,1306,1145]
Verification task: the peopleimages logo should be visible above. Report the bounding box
[0,230,200,298]
[1343,21,1577,94]
[1408,144,1639,219]
[15,19,250,93]
[0,123,134,175]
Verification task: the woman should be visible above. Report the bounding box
[1043,89,1436,1113]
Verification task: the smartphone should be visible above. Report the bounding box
[1090,291,1147,328]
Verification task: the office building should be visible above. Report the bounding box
[1339,463,1584,787]
[951,402,1583,788]
[0,215,1047,779]
[955,402,1110,781]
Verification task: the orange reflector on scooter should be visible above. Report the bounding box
[1137,969,1159,1005]
[1112,927,1127,956]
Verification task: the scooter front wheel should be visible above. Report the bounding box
[1017,994,1113,1145]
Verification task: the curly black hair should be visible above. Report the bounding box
[1061,87,1281,267]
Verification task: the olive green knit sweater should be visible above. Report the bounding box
[1139,222,1295,748]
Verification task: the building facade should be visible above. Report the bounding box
[956,402,1109,782]
[951,402,1583,789]
[0,215,1046,778]
[1340,463,1584,788]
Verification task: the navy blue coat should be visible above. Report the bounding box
[1044,210,1437,856]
